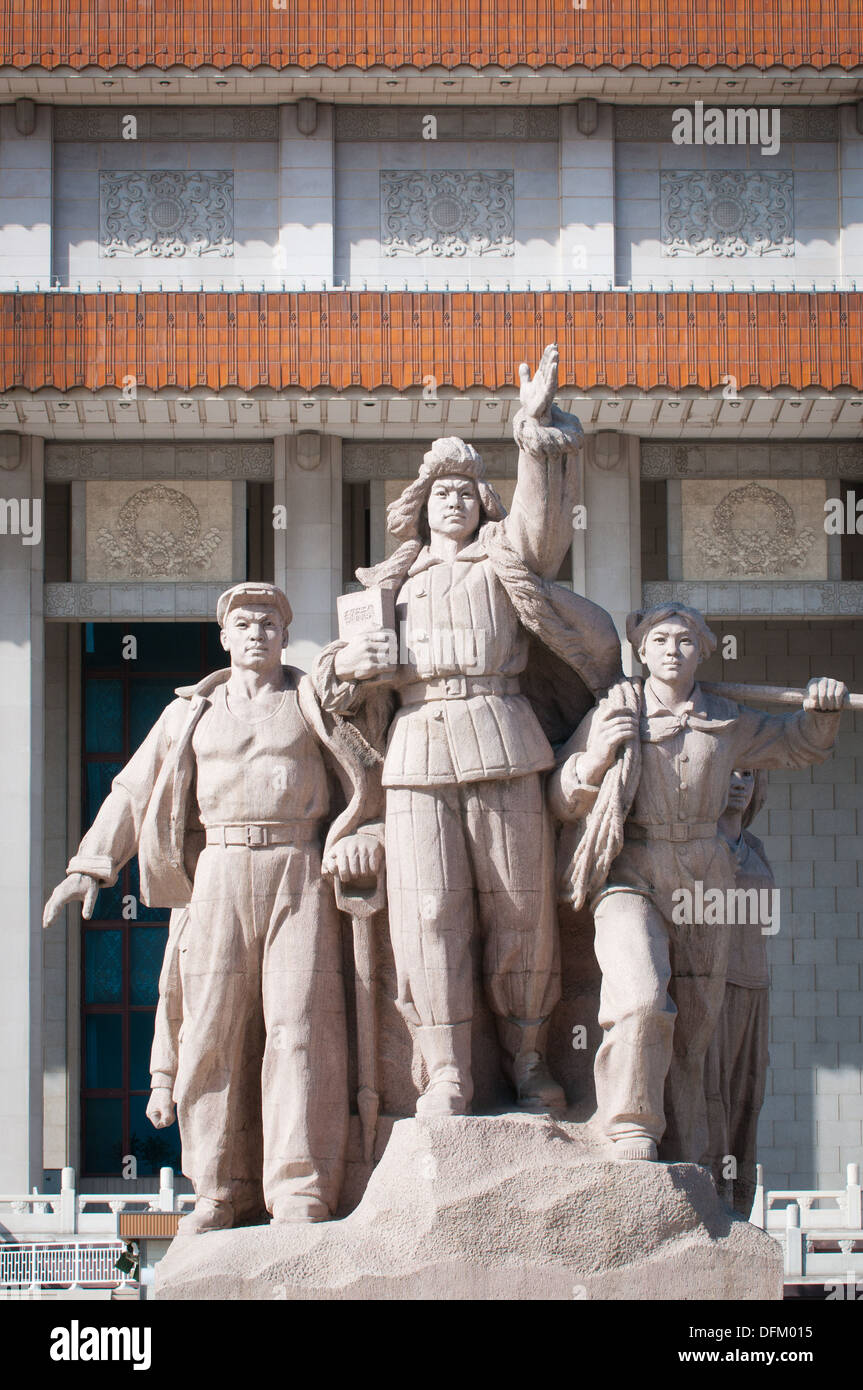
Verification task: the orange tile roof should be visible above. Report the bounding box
[0,1,860,71]
[2,292,860,392]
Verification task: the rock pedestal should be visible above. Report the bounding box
[155,1114,783,1300]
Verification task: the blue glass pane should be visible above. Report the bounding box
[83,1097,123,1175]
[84,1014,123,1090]
[83,623,199,672]
[85,680,123,753]
[130,680,179,753]
[84,764,124,919]
[84,930,122,1005]
[206,622,229,671]
[130,927,168,1004]
[129,1010,156,1091]
[89,877,124,922]
[85,761,121,817]
[129,1093,181,1176]
[127,858,171,924]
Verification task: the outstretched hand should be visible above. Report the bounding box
[518,343,559,424]
[43,872,99,929]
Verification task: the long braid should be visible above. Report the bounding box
[562,678,643,910]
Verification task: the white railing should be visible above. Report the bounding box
[0,1167,195,1237]
[0,1242,129,1290]
[752,1163,863,1284]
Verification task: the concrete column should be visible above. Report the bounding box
[840,104,863,284]
[42,622,69,1173]
[273,432,343,670]
[0,435,45,1189]
[572,431,641,673]
[560,103,615,290]
[0,103,52,291]
[278,102,335,289]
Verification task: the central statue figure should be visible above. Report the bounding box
[315,345,620,1115]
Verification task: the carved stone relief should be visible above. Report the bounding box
[55,106,278,141]
[642,579,863,616]
[681,479,827,580]
[661,171,794,258]
[343,440,516,481]
[100,171,234,258]
[615,105,839,141]
[45,443,273,481]
[336,106,558,141]
[641,440,863,479]
[85,481,234,581]
[381,171,515,258]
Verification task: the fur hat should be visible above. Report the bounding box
[386,436,507,541]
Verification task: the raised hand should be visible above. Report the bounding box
[518,343,559,424]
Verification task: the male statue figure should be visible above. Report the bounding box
[44,583,384,1233]
[314,345,621,1115]
[550,602,845,1164]
[704,768,773,1216]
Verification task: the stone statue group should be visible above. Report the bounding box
[44,345,848,1234]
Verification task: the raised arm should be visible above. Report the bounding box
[503,343,584,578]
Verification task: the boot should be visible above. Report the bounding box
[611,1135,658,1162]
[272,1195,330,1223]
[415,1022,473,1116]
[497,1017,565,1112]
[177,1196,234,1235]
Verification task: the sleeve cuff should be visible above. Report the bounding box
[149,1072,174,1091]
[793,708,842,755]
[66,854,116,884]
[314,642,362,715]
[562,756,603,800]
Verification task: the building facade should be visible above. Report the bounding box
[1,1,862,1210]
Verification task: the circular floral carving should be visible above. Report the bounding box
[96,484,221,578]
[694,483,815,576]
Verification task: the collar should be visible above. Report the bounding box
[724,831,747,867]
[407,538,489,575]
[174,665,301,702]
[175,668,231,701]
[641,681,738,739]
[643,680,700,718]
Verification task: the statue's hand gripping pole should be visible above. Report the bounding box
[701,681,863,712]
[334,872,386,1166]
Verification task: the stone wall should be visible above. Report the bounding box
[700,619,863,1190]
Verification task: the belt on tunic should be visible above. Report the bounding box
[400,675,521,704]
[626,821,718,843]
[204,821,321,848]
